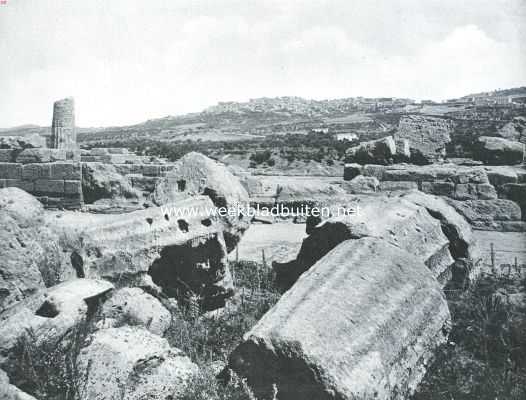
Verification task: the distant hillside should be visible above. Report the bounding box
[1,87,525,146]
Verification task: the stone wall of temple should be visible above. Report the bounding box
[0,158,83,209]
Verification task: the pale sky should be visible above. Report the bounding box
[1,0,525,127]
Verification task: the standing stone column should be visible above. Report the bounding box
[51,97,76,149]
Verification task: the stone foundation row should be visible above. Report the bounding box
[0,161,83,209]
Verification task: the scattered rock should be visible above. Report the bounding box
[273,195,456,290]
[99,287,171,335]
[474,136,525,165]
[154,152,250,251]
[345,135,396,165]
[231,238,451,400]
[47,196,235,310]
[77,326,197,400]
[342,175,379,193]
[0,279,113,369]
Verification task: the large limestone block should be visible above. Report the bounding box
[0,188,65,313]
[99,287,171,335]
[395,115,453,164]
[15,148,52,163]
[345,136,396,165]
[447,199,522,231]
[81,162,138,204]
[0,149,16,163]
[230,238,451,400]
[274,196,454,290]
[22,163,52,180]
[46,196,235,310]
[342,175,379,194]
[343,163,362,181]
[474,136,525,165]
[401,191,483,281]
[154,152,250,251]
[2,179,34,193]
[275,180,346,205]
[484,166,519,187]
[0,163,22,179]
[77,326,197,400]
[0,279,113,368]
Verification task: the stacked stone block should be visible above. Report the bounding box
[0,159,82,209]
[343,163,526,231]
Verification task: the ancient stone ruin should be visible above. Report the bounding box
[51,97,76,150]
[394,115,454,164]
[231,238,451,400]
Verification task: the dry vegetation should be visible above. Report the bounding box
[10,260,280,400]
[414,273,526,400]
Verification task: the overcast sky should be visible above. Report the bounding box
[1,0,525,127]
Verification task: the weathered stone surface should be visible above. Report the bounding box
[77,326,197,400]
[2,179,34,193]
[50,162,81,180]
[362,164,386,180]
[343,163,362,181]
[82,162,139,204]
[484,166,519,186]
[15,148,52,163]
[274,195,455,290]
[497,117,526,144]
[0,369,38,400]
[0,149,16,163]
[474,136,525,165]
[21,163,51,180]
[395,115,453,164]
[342,175,379,193]
[379,180,419,192]
[453,183,497,200]
[0,188,66,313]
[46,196,234,310]
[34,179,64,195]
[394,138,411,162]
[99,287,171,336]
[500,183,526,219]
[401,191,483,281]
[345,136,396,165]
[0,163,23,179]
[51,97,76,150]
[447,199,522,230]
[274,180,346,205]
[231,238,451,400]
[421,181,456,197]
[64,180,82,195]
[154,152,250,251]
[0,279,113,368]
